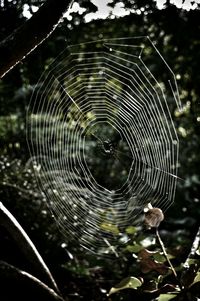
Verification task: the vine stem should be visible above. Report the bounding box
[156,228,182,290]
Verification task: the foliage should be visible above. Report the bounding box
[0,0,200,300]
[108,223,200,300]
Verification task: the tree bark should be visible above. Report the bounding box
[0,0,73,78]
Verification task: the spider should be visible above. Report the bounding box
[101,139,115,156]
[88,130,118,157]
[89,130,132,163]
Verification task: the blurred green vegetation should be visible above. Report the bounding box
[0,1,200,300]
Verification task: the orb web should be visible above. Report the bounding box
[27,37,181,255]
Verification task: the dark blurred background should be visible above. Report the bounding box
[0,1,200,300]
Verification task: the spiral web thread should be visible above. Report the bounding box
[27,37,182,255]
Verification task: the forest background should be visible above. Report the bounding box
[0,0,200,300]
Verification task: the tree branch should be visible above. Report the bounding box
[0,261,64,301]
[0,0,73,78]
[184,226,200,268]
[0,201,59,294]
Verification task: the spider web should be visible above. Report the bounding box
[27,37,182,256]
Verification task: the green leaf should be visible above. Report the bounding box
[158,293,177,301]
[100,222,119,235]
[189,276,200,298]
[153,253,166,263]
[153,252,174,263]
[108,276,142,296]
[191,270,200,286]
[142,280,158,292]
[125,226,137,235]
[187,258,200,266]
[125,244,143,253]
[181,264,199,288]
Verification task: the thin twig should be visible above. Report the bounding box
[0,202,60,294]
[156,228,182,290]
[0,0,73,78]
[0,261,64,301]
